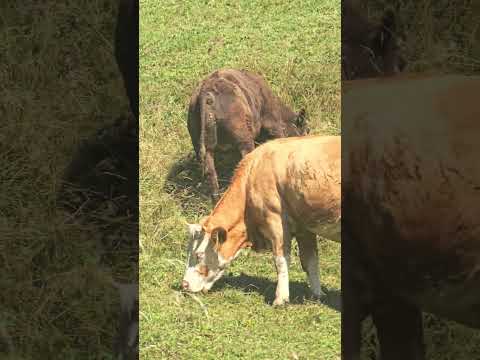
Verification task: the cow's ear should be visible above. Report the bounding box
[298,108,306,119]
[241,241,253,249]
[376,10,396,50]
[211,227,227,247]
[382,9,396,33]
[295,108,307,127]
[187,223,203,238]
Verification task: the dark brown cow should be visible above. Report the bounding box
[187,68,308,203]
[342,75,480,360]
[342,1,406,79]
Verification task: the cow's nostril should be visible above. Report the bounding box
[181,280,189,290]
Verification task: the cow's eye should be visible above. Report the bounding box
[197,264,209,276]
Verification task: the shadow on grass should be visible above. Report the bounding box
[163,149,242,212]
[212,272,341,312]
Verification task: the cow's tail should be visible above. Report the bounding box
[199,92,217,176]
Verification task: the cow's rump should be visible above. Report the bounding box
[244,136,341,250]
[343,75,480,328]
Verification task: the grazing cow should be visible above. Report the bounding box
[342,1,406,79]
[342,75,480,360]
[181,136,340,306]
[187,69,309,203]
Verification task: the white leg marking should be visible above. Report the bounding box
[273,256,290,306]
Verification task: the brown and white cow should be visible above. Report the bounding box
[182,135,340,306]
[342,74,480,359]
[187,69,309,203]
[342,0,406,79]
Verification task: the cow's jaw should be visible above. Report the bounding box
[183,224,247,293]
[182,245,231,293]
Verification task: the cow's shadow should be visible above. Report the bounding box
[211,272,341,312]
[163,149,242,212]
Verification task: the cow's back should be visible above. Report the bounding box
[188,69,296,135]
[343,75,480,327]
[191,70,264,119]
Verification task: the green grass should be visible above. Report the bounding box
[139,0,340,359]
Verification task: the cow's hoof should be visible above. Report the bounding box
[211,194,220,205]
[272,297,290,307]
[310,291,327,303]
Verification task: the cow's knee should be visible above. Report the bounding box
[238,141,255,158]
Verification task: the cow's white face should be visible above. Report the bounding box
[181,224,229,293]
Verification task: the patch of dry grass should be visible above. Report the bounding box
[1,1,133,358]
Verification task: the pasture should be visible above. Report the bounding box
[139,0,341,359]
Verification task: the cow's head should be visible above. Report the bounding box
[286,108,310,136]
[182,222,249,293]
[342,8,406,79]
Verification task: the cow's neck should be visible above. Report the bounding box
[204,160,251,261]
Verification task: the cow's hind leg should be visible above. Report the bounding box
[297,230,325,300]
[372,296,425,360]
[220,112,255,158]
[238,139,255,158]
[259,213,291,306]
[273,251,290,306]
[341,232,365,360]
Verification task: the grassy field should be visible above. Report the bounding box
[2,0,478,359]
[139,0,340,359]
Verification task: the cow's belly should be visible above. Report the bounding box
[348,192,480,329]
[370,255,480,329]
[308,220,341,243]
[411,277,480,329]
[285,182,341,242]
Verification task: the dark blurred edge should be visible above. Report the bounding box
[57,0,139,359]
[341,1,480,359]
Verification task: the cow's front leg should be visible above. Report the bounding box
[256,203,290,306]
[272,225,291,306]
[297,230,325,300]
[273,255,290,306]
